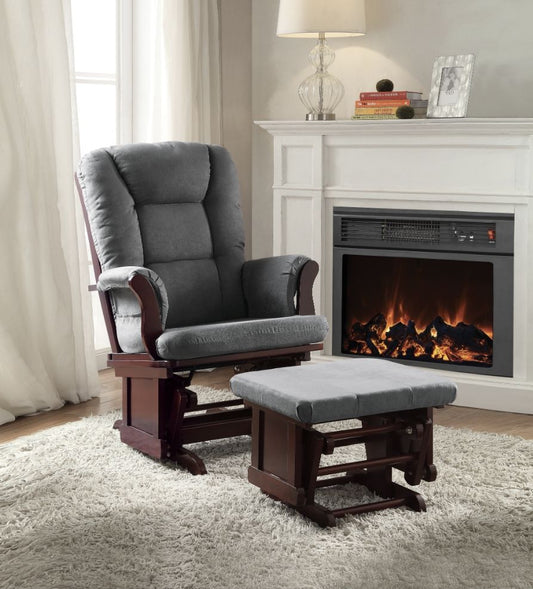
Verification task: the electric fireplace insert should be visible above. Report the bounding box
[333,208,514,376]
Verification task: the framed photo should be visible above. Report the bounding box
[427,54,475,118]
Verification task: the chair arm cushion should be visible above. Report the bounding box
[97,266,169,327]
[242,255,310,319]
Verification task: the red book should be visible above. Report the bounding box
[359,91,423,100]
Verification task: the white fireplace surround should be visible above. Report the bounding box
[257,118,533,414]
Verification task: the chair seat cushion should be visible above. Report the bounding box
[230,358,457,424]
[155,315,329,360]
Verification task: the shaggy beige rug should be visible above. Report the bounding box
[0,386,531,589]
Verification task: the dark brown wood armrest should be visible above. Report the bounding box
[296,260,319,315]
[128,273,164,359]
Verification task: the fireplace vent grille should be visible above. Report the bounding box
[382,220,440,243]
[339,217,441,244]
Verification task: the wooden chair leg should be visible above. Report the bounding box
[113,371,174,461]
[167,376,207,475]
[360,414,395,497]
[173,446,207,476]
[111,364,251,475]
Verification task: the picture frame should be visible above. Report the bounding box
[427,54,475,118]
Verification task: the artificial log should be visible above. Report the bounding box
[345,313,492,366]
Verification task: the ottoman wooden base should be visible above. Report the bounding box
[248,404,436,527]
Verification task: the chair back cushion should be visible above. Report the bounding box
[78,142,246,329]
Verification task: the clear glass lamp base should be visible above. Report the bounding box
[298,36,344,122]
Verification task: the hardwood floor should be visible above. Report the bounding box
[0,367,532,445]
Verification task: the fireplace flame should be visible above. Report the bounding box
[360,294,493,340]
[345,298,493,367]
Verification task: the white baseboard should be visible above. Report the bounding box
[96,348,111,371]
[450,373,533,415]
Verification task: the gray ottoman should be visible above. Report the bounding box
[231,358,457,527]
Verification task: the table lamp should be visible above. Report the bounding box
[277,0,366,121]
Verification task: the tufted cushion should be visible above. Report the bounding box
[156,315,329,360]
[230,358,457,424]
[243,255,311,318]
[96,266,170,353]
[138,203,212,265]
[78,142,247,335]
[77,150,144,270]
[110,142,211,205]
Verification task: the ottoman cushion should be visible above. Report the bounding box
[230,358,457,424]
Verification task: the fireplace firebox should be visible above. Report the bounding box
[333,208,514,377]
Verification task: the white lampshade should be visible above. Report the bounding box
[277,0,366,38]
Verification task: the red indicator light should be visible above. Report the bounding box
[487,228,496,243]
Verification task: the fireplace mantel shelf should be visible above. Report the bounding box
[258,118,533,413]
[256,118,533,136]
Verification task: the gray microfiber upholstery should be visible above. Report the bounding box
[77,141,328,356]
[230,358,457,424]
[97,267,169,352]
[156,315,329,360]
[243,255,310,318]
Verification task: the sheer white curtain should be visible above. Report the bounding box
[0,0,99,425]
[141,0,222,144]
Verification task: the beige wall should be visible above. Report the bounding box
[220,0,253,255]
[251,0,533,257]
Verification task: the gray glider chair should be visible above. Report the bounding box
[76,141,328,474]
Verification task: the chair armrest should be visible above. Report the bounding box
[242,255,318,318]
[97,266,169,358]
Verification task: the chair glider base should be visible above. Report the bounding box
[247,404,436,527]
[108,344,321,474]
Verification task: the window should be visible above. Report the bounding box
[72,0,132,152]
[71,0,132,357]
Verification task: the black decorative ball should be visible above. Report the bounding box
[396,105,415,119]
[376,79,394,92]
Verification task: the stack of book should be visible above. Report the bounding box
[352,91,428,120]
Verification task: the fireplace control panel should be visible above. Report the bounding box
[334,209,513,255]
[451,223,496,244]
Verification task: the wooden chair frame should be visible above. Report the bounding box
[76,176,323,474]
